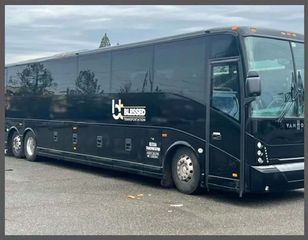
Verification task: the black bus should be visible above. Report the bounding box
[5,26,304,197]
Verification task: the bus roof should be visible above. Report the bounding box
[6,26,303,68]
[208,26,303,41]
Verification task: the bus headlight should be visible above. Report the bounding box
[257,157,264,164]
[256,141,266,164]
[257,150,263,156]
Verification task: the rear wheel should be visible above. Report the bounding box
[171,147,200,194]
[6,132,14,156]
[11,131,24,158]
[24,131,38,161]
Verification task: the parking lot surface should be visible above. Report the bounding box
[5,156,304,235]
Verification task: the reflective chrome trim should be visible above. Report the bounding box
[176,154,194,182]
[278,157,304,161]
[26,136,36,156]
[255,162,304,172]
[274,162,304,172]
[37,147,162,170]
[12,135,22,151]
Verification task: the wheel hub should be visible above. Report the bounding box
[26,136,35,156]
[13,135,22,151]
[176,154,194,182]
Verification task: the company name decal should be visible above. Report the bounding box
[285,120,304,130]
[112,99,146,122]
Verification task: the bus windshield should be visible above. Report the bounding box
[245,37,304,118]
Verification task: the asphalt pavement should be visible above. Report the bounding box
[5,156,304,235]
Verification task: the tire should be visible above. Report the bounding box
[171,147,201,194]
[11,131,24,158]
[6,132,14,156]
[24,131,38,162]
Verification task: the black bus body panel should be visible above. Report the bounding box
[5,27,304,195]
[245,118,304,192]
[5,91,207,177]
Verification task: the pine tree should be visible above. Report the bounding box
[99,33,111,48]
[17,63,55,95]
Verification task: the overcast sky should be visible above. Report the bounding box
[5,5,304,64]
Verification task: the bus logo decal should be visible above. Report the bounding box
[285,120,304,130]
[112,99,146,122]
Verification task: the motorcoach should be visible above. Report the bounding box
[5,26,304,196]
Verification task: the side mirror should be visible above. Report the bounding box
[246,71,261,97]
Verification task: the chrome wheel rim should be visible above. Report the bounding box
[12,135,22,152]
[176,154,194,182]
[26,136,35,156]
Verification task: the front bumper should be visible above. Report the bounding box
[250,162,304,192]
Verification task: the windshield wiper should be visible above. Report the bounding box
[277,71,303,122]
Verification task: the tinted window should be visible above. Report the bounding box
[209,34,238,59]
[44,57,77,95]
[292,42,304,73]
[6,66,22,96]
[245,37,302,118]
[77,52,111,95]
[111,46,153,93]
[211,62,240,120]
[292,42,304,116]
[6,64,53,96]
[154,37,206,103]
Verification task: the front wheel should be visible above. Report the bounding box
[24,131,38,161]
[171,147,201,194]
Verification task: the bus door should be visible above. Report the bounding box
[207,59,241,191]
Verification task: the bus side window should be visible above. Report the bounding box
[211,62,240,120]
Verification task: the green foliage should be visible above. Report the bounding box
[68,69,103,96]
[99,33,111,48]
[17,63,55,95]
